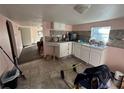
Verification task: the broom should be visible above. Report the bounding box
[0,46,26,80]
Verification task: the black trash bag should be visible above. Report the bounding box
[74,65,112,89]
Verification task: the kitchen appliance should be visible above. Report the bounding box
[62,34,66,41]
[68,32,77,41]
[52,36,59,42]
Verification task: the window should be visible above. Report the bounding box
[90,26,111,44]
[37,31,43,37]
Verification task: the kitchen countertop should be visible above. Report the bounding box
[74,42,108,50]
[46,41,72,46]
[46,41,108,50]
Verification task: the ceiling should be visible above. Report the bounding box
[0,4,124,26]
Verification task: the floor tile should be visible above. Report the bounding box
[17,57,91,89]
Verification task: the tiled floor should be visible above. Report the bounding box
[17,57,92,89]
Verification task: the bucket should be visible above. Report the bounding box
[113,71,124,88]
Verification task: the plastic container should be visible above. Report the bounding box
[113,71,124,88]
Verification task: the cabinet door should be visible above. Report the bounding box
[89,48,102,66]
[74,43,81,58]
[60,23,65,30]
[53,22,65,30]
[59,43,69,57]
[80,46,90,63]
[53,22,59,30]
[72,43,75,55]
[68,42,72,55]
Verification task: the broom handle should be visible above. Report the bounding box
[0,46,22,74]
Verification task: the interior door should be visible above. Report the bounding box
[20,27,32,47]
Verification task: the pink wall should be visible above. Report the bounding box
[72,17,124,31]
[72,17,124,73]
[43,21,53,56]
[105,47,124,73]
[65,25,72,31]
[0,14,23,76]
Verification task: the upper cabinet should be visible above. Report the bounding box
[51,22,72,31]
[53,22,66,30]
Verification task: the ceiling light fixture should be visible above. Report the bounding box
[74,4,91,14]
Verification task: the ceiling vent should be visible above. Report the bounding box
[74,4,91,14]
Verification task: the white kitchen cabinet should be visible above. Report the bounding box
[55,42,72,58]
[80,45,90,63]
[89,48,106,66]
[72,42,75,55]
[59,43,69,57]
[72,42,107,66]
[73,43,81,59]
[53,22,65,30]
[52,41,107,66]
[68,42,72,55]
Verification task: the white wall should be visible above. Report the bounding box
[31,27,43,44]
[20,27,32,47]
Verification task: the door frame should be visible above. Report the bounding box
[6,20,18,64]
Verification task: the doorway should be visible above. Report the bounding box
[20,27,32,47]
[18,26,43,64]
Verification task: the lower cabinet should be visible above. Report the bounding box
[72,42,75,55]
[55,42,107,67]
[55,42,72,58]
[73,43,81,59]
[89,48,106,66]
[59,43,69,57]
[80,45,90,63]
[68,42,72,55]
[89,48,101,66]
[73,42,107,66]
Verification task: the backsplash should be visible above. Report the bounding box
[109,30,124,40]
[50,30,68,36]
[73,31,91,42]
[108,30,124,49]
[50,30,91,42]
[50,30,124,49]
